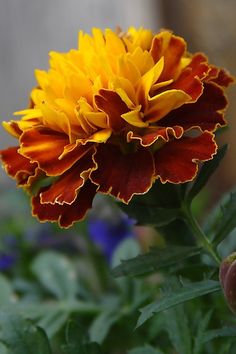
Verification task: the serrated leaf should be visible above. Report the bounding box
[0,312,52,354]
[164,304,191,354]
[89,311,120,344]
[193,310,212,354]
[213,192,236,245]
[112,246,202,277]
[137,279,220,328]
[200,326,236,344]
[31,251,78,299]
[128,345,164,354]
[187,145,228,202]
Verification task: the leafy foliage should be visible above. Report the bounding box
[137,279,221,327]
[112,245,202,277]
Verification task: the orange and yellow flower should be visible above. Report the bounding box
[0,27,233,227]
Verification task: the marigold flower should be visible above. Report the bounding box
[0,27,233,228]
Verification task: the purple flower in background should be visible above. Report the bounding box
[0,253,15,271]
[88,215,134,261]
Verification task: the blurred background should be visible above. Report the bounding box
[0,0,235,227]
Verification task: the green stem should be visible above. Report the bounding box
[182,206,221,265]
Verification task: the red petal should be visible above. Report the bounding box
[32,181,97,228]
[154,132,217,183]
[187,53,209,79]
[127,126,183,147]
[0,146,37,185]
[211,68,235,88]
[159,83,227,132]
[151,33,186,81]
[40,149,96,205]
[95,89,129,132]
[20,127,92,176]
[170,53,209,101]
[91,144,155,203]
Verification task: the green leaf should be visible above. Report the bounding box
[62,319,103,354]
[0,275,14,305]
[89,311,120,344]
[0,312,52,354]
[118,180,181,227]
[0,343,7,354]
[164,304,191,354]
[137,279,220,328]
[128,345,164,354]
[31,251,78,299]
[187,145,228,202]
[213,192,236,245]
[200,326,236,344]
[38,309,68,338]
[112,246,202,277]
[193,310,212,354]
[119,204,180,227]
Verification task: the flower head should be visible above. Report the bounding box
[0,27,233,228]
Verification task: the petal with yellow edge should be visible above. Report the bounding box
[0,146,37,185]
[19,127,91,176]
[40,148,96,205]
[127,126,183,147]
[159,83,227,132]
[151,31,186,81]
[32,181,97,228]
[154,132,217,184]
[90,144,155,203]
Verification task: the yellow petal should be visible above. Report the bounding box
[145,89,191,123]
[121,106,148,128]
[14,109,42,120]
[81,128,112,144]
[84,112,108,129]
[40,102,71,137]
[105,29,126,56]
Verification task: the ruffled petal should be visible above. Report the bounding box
[127,126,183,147]
[40,148,96,205]
[211,68,235,88]
[19,127,92,176]
[0,146,37,185]
[90,144,155,203]
[32,181,97,228]
[154,132,217,183]
[159,82,227,132]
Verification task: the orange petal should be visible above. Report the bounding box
[40,149,96,205]
[32,181,97,228]
[127,126,183,147]
[151,31,186,81]
[95,89,129,132]
[19,127,91,176]
[90,144,155,203]
[159,83,227,132]
[0,146,37,186]
[154,132,217,183]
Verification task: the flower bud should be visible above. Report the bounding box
[220,252,236,313]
